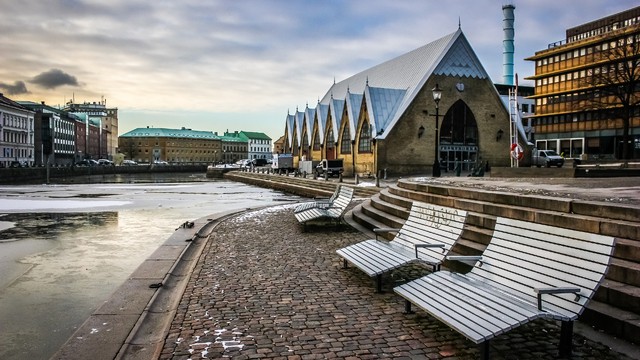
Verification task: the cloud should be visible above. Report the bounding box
[30,69,79,89]
[0,81,29,95]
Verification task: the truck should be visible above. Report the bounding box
[271,153,294,172]
[315,158,344,178]
[532,149,564,168]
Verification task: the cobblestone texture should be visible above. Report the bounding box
[160,204,633,360]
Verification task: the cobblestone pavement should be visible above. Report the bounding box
[159,203,635,360]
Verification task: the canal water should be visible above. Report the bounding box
[0,173,298,360]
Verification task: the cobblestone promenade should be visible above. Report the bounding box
[158,203,634,360]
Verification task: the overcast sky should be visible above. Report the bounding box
[1,0,637,141]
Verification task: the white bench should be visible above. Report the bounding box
[336,202,467,292]
[294,186,354,226]
[394,217,616,359]
[294,185,341,213]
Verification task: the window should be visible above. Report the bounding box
[313,130,321,150]
[340,126,351,154]
[358,122,372,153]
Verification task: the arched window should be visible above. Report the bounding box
[358,121,372,153]
[340,125,351,154]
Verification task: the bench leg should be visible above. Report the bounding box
[403,299,414,314]
[376,275,383,293]
[480,341,490,360]
[559,320,573,357]
[342,259,348,269]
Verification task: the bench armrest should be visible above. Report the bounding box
[534,287,581,311]
[414,243,445,258]
[446,255,483,266]
[373,227,399,239]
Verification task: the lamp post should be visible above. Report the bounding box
[432,83,442,177]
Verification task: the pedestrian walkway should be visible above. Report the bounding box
[158,204,636,359]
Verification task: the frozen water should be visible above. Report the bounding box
[0,175,299,360]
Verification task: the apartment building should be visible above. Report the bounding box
[525,6,640,160]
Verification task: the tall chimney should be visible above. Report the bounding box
[502,4,516,86]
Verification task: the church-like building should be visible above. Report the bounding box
[281,28,511,176]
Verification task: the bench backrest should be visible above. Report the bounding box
[326,186,354,217]
[393,202,467,261]
[467,217,615,318]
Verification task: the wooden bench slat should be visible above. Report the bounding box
[336,202,467,290]
[295,186,354,225]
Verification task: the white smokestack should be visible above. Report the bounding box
[502,4,516,86]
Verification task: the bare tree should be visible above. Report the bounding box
[578,33,640,159]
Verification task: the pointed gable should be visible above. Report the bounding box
[365,86,407,137]
[304,106,316,143]
[284,113,295,150]
[434,33,489,79]
[327,97,344,144]
[315,103,329,144]
[294,110,305,147]
[316,29,491,139]
[345,92,363,141]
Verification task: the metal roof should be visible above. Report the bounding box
[120,127,220,139]
[364,86,407,136]
[315,103,329,141]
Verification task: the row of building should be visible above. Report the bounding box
[277,5,640,177]
[0,94,273,167]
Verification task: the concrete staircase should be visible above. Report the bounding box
[223,170,381,198]
[352,178,640,345]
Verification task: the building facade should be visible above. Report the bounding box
[238,131,272,160]
[64,99,118,160]
[525,6,640,160]
[19,101,77,166]
[119,127,222,164]
[220,131,249,163]
[0,94,34,167]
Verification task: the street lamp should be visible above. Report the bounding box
[432,83,442,177]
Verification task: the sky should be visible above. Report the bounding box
[1,0,637,142]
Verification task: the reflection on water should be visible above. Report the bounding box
[0,175,296,360]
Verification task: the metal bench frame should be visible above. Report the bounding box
[394,217,616,359]
[337,202,467,292]
[294,185,341,213]
[294,186,354,226]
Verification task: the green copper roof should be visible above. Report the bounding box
[120,127,220,139]
[239,131,271,141]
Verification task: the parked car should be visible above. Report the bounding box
[97,159,114,166]
[532,149,564,168]
[76,159,99,166]
[251,158,268,167]
[236,159,252,168]
[9,161,27,168]
[153,160,169,165]
[121,159,138,166]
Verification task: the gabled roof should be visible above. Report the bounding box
[239,131,271,141]
[294,110,305,146]
[344,91,363,140]
[364,85,407,137]
[315,103,329,141]
[2,95,31,112]
[318,28,489,140]
[120,127,220,139]
[303,106,316,143]
[284,113,295,147]
[327,97,344,144]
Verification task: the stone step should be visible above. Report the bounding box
[595,278,640,314]
[607,257,640,287]
[460,223,494,246]
[378,188,413,209]
[352,202,396,236]
[360,201,405,237]
[614,238,640,263]
[581,300,640,345]
[370,193,411,220]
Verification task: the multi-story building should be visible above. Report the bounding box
[64,99,118,159]
[19,101,76,166]
[525,6,640,160]
[237,131,272,160]
[219,131,249,163]
[119,127,221,164]
[0,94,34,167]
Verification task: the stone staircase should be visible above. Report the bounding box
[352,178,640,345]
[223,170,381,198]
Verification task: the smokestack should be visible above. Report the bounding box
[502,4,515,86]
